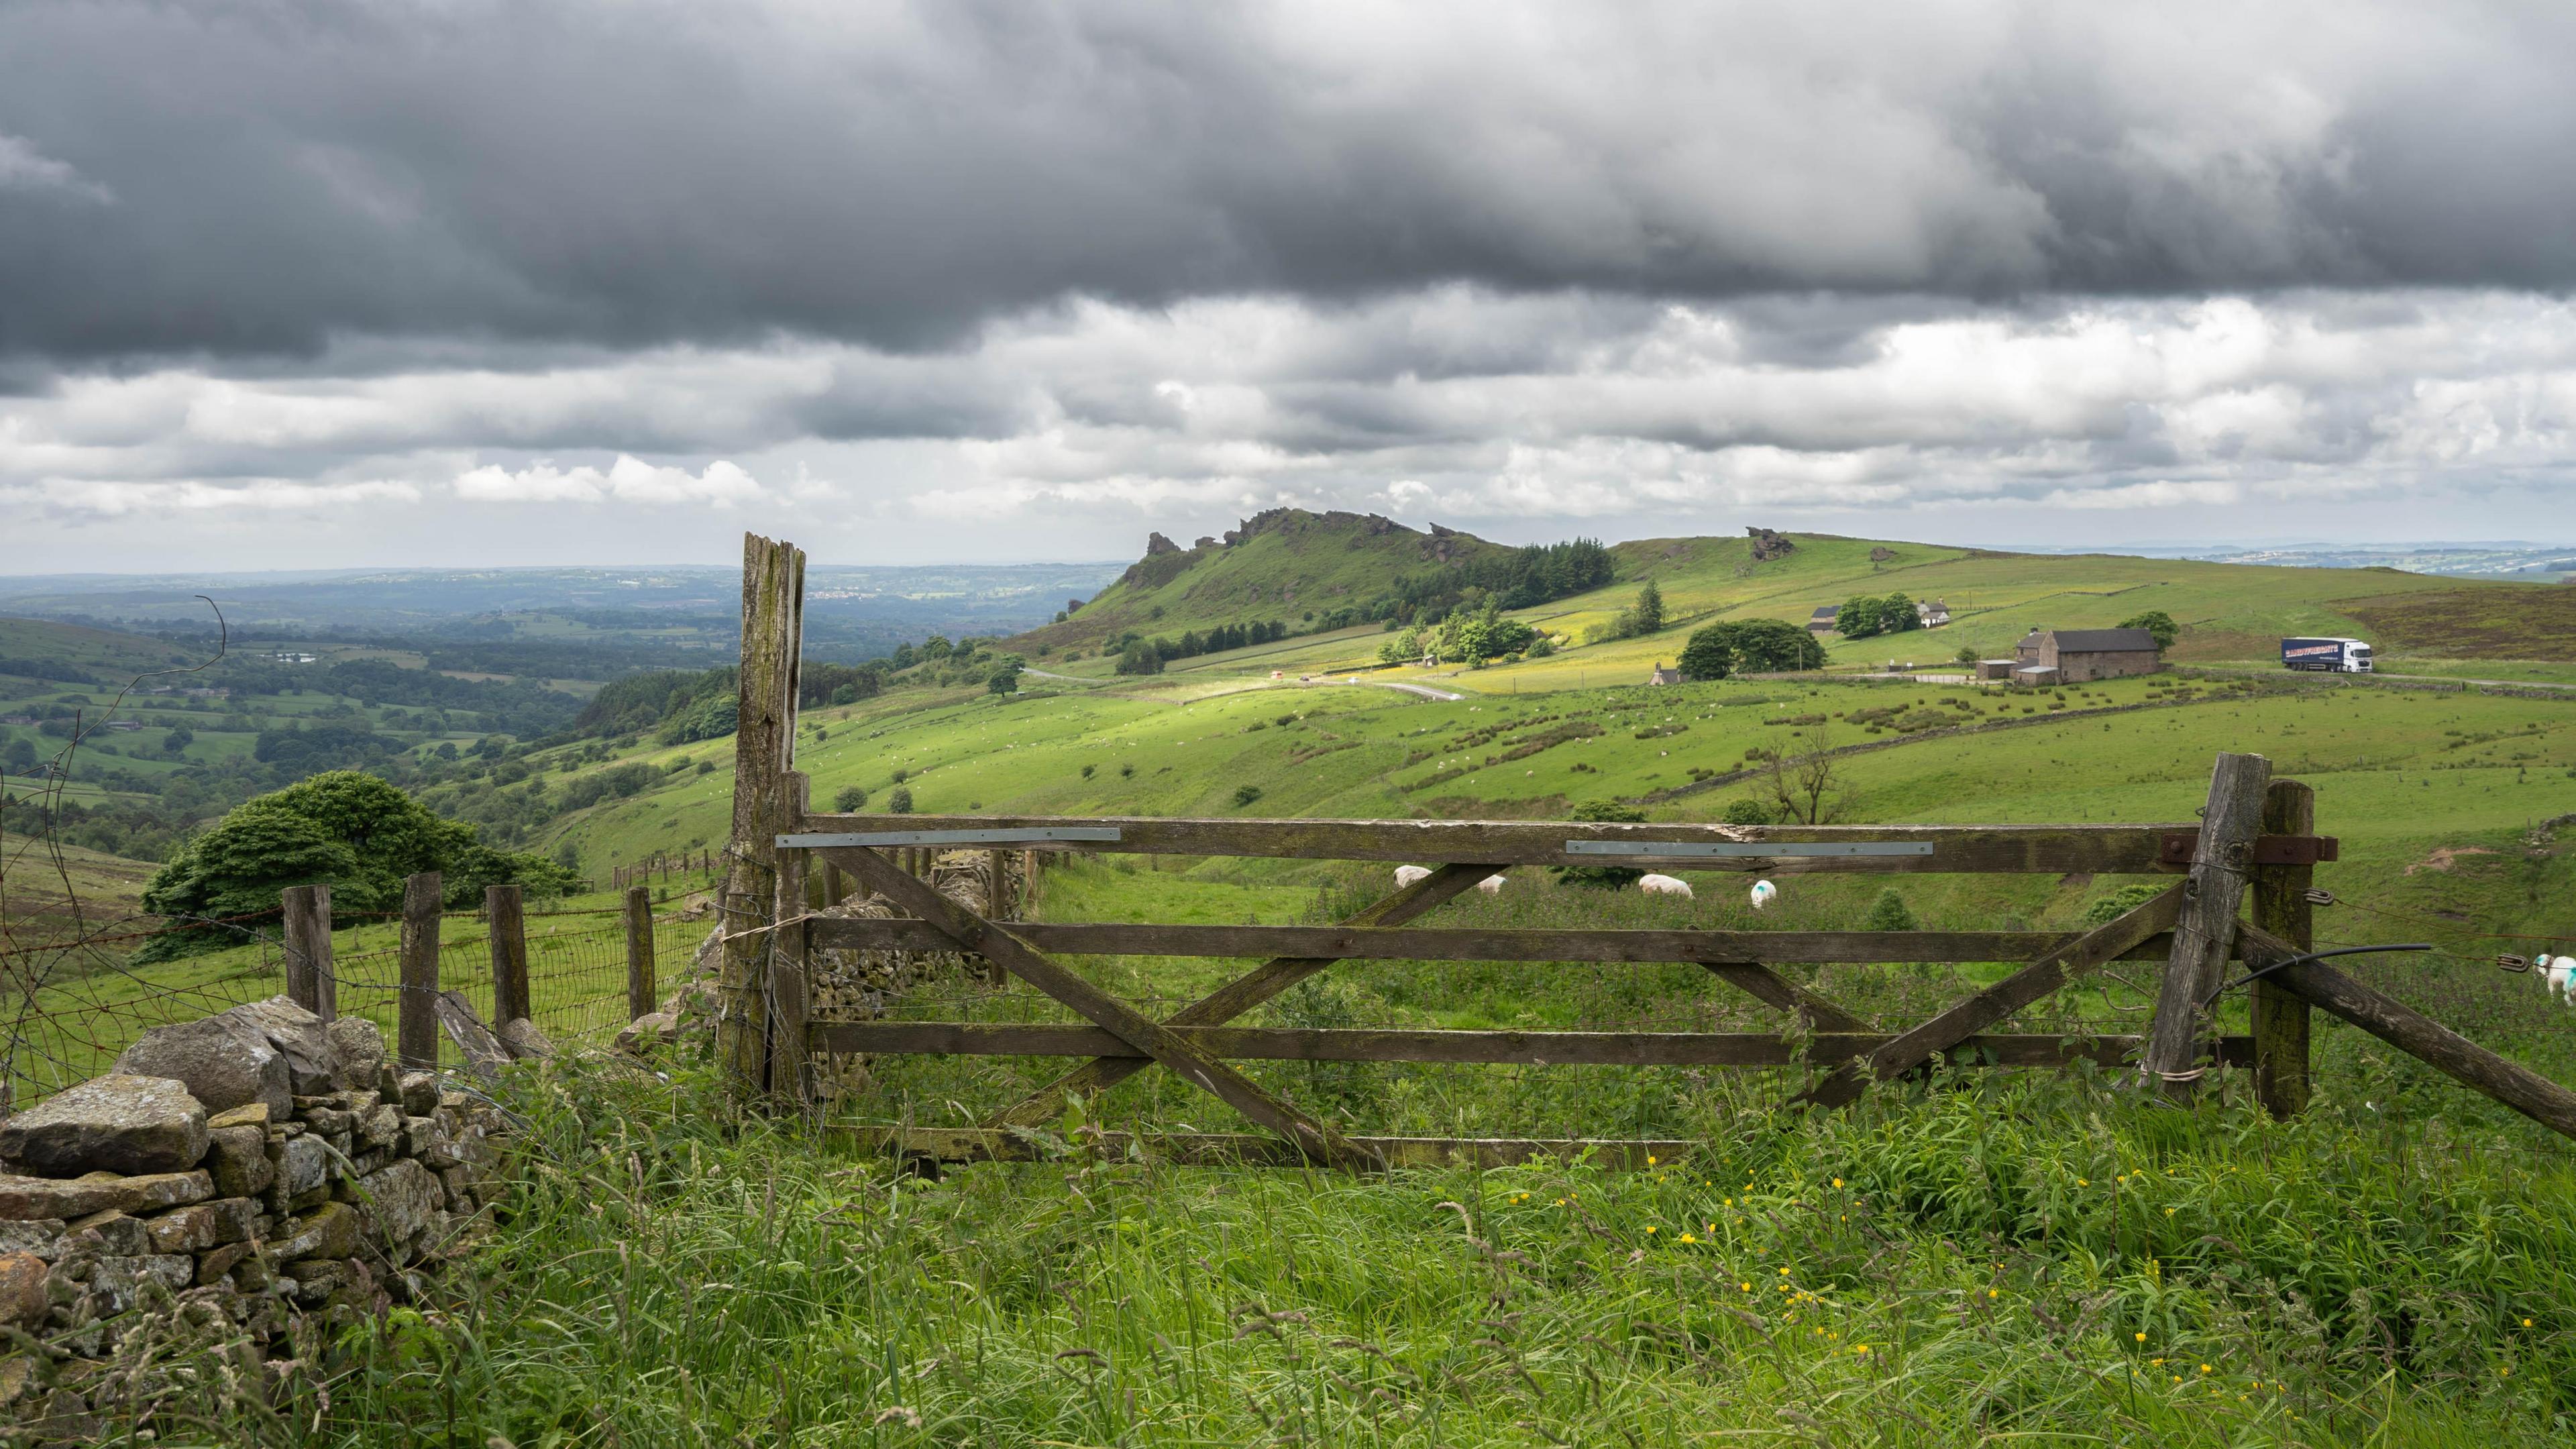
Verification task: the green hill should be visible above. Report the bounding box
[1016,518,2574,690]
[0,615,205,684]
[1014,508,1528,655]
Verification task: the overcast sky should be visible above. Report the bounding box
[5,1,2576,570]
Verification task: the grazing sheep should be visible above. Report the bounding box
[2542,955,2575,1002]
[1478,873,1507,895]
[1638,873,1693,898]
[1394,865,1432,888]
[1749,879,1778,910]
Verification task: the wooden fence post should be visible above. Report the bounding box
[2251,779,2315,1118]
[824,862,847,907]
[281,883,336,1022]
[625,886,657,1021]
[987,848,1008,918]
[487,883,530,1028]
[398,871,441,1069]
[719,531,805,1099]
[2143,752,2270,1098]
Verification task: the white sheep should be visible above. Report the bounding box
[1478,873,1507,894]
[1638,873,1693,898]
[2541,955,2575,1003]
[1749,879,1778,910]
[1394,865,1432,888]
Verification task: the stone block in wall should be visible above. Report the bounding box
[0,1252,46,1331]
[143,1197,256,1254]
[398,1071,440,1116]
[286,1256,375,1309]
[0,1171,211,1222]
[296,1104,354,1138]
[225,997,344,1095]
[195,1239,258,1288]
[356,1103,402,1151]
[66,1210,146,1257]
[326,1016,386,1088]
[268,1133,329,1203]
[111,1015,292,1120]
[0,1076,209,1177]
[498,1018,555,1059]
[0,1220,64,1262]
[358,1159,439,1249]
[274,1201,359,1263]
[205,1124,274,1199]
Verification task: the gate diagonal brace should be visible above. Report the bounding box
[820,845,1383,1171]
[1795,884,2184,1110]
[986,861,1498,1130]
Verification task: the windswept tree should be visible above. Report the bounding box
[138,770,578,961]
[1763,726,1847,825]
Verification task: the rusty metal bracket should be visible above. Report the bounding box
[2159,832,2339,867]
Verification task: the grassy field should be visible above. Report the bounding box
[1023,523,2563,696]
[23,527,2576,1444]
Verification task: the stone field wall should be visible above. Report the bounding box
[0,995,511,1432]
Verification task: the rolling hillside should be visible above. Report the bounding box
[1014,509,1524,655]
[1011,517,2573,690]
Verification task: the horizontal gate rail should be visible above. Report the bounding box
[808,918,2229,964]
[797,814,2333,873]
[847,1128,1709,1171]
[813,1020,2254,1070]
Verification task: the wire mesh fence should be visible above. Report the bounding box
[1,903,715,1110]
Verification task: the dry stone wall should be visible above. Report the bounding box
[0,996,511,1428]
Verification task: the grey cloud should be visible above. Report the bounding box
[5,2,2576,366]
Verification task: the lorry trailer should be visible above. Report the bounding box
[2282,637,2373,672]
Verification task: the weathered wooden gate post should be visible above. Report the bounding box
[486,883,531,1028]
[398,871,442,1069]
[719,532,806,1098]
[281,883,335,1021]
[2251,779,2315,1118]
[2143,752,2270,1098]
[624,885,657,1021]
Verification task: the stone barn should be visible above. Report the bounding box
[2012,627,2163,683]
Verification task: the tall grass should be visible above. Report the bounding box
[169,1050,2576,1446]
[115,841,2572,1446]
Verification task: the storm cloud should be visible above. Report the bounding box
[5,1,2575,566]
[5,1,2576,362]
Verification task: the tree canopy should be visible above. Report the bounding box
[1680,619,1824,678]
[2116,610,2180,650]
[1835,593,1922,640]
[138,770,579,960]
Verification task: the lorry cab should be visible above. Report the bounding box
[2282,637,2372,673]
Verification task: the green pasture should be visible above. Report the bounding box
[1053,527,2557,700]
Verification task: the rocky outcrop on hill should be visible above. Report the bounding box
[1748,527,1796,561]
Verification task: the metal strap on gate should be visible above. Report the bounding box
[778,826,1124,849]
[1562,840,1937,859]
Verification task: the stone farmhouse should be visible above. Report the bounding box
[2010,627,2163,684]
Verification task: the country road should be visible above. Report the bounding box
[2187,665,2576,692]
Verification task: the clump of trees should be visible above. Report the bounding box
[137,771,579,961]
[1678,619,1825,678]
[1834,593,1922,640]
[1595,581,1665,642]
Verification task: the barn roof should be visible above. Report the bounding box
[1809,604,1839,619]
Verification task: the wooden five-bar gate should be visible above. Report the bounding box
[718,533,2576,1169]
